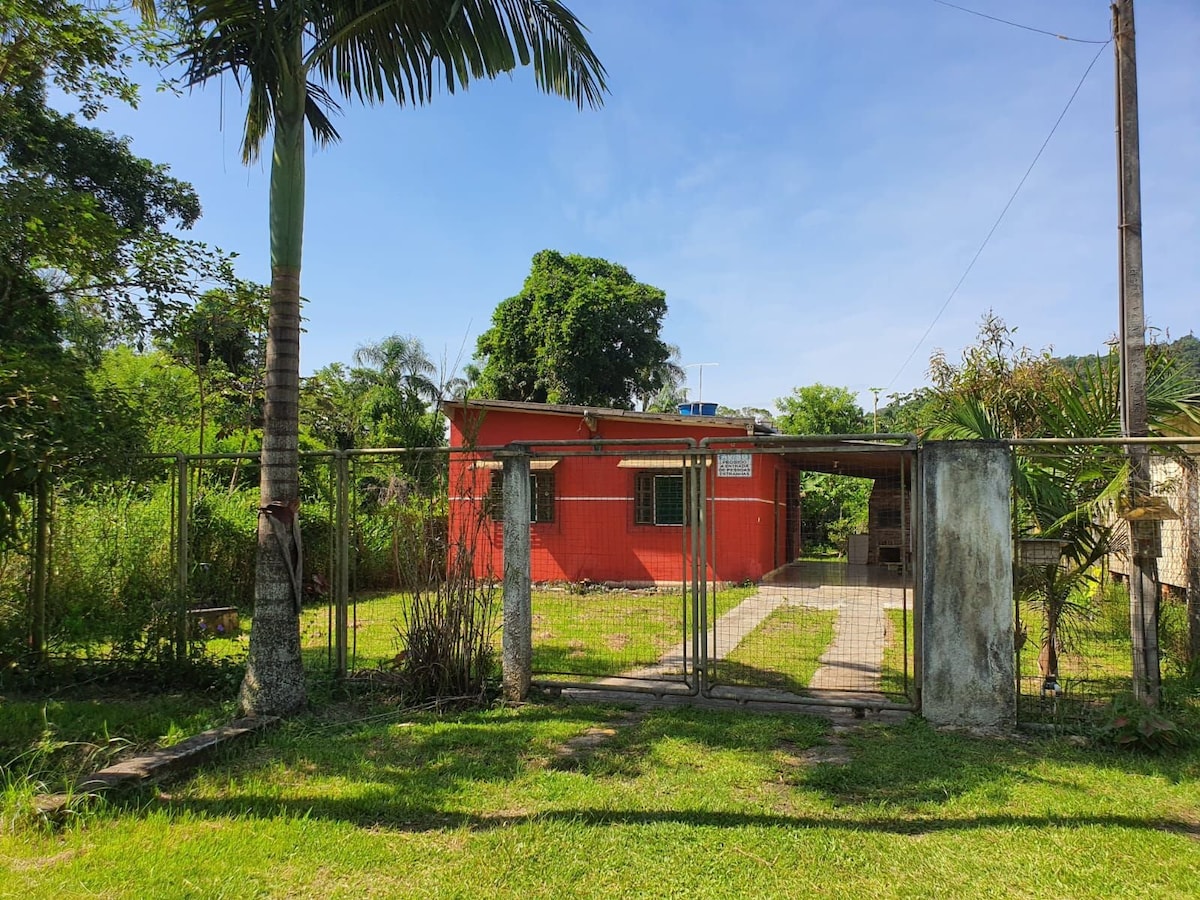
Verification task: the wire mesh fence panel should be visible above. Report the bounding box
[182,454,258,669]
[0,497,32,657]
[1012,440,1200,724]
[345,448,499,677]
[1143,451,1200,688]
[0,456,183,667]
[516,446,692,685]
[702,444,914,703]
[182,453,338,674]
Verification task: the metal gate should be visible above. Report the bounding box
[529,436,918,711]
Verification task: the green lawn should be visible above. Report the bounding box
[3,703,1199,898]
[42,582,766,685]
[1017,597,1135,722]
[532,587,758,680]
[713,607,838,692]
[879,607,913,700]
[0,692,235,826]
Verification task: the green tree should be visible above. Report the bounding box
[175,1,606,715]
[637,344,686,412]
[474,251,671,409]
[352,334,442,448]
[774,384,865,435]
[301,362,367,450]
[155,283,269,458]
[774,385,870,556]
[925,312,1058,439]
[93,346,200,452]
[0,0,231,553]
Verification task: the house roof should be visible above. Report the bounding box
[440,398,771,434]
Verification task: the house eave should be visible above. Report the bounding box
[439,398,764,435]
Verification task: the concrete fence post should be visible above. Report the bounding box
[500,448,532,701]
[919,441,1014,727]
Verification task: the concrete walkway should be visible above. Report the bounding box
[595,563,910,701]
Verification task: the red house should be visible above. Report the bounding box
[442,399,788,585]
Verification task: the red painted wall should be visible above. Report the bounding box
[446,405,787,585]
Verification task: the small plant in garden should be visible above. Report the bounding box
[1100,694,1191,753]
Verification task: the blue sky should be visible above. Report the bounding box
[95,0,1199,411]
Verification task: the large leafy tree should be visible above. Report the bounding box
[1,0,231,552]
[774,383,865,436]
[636,343,686,413]
[174,1,606,715]
[774,384,870,555]
[155,283,269,459]
[474,250,671,409]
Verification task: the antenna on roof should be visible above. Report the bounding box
[684,362,719,404]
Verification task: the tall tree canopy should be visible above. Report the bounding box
[174,1,606,715]
[0,0,232,550]
[473,250,673,409]
[304,333,445,450]
[773,384,870,555]
[774,384,865,436]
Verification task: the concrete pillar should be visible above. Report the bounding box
[919,441,1014,727]
[500,449,532,701]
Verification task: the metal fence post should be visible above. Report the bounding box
[689,452,707,695]
[499,448,532,701]
[335,450,350,677]
[1186,458,1200,665]
[30,474,50,664]
[175,452,189,662]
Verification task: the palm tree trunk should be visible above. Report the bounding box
[239,62,308,716]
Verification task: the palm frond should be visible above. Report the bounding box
[925,395,1002,441]
[309,0,607,110]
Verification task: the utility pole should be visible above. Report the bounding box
[1114,0,1160,706]
[870,387,883,434]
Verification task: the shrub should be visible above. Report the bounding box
[1100,694,1192,753]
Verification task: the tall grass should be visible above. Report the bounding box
[0,454,461,679]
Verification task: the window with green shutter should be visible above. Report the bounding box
[634,471,684,526]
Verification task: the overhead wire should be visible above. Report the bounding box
[927,0,1111,44]
[884,38,1112,392]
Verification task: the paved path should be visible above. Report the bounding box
[596,577,908,699]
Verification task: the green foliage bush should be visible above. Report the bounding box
[1100,694,1192,754]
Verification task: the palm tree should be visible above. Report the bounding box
[353,333,441,447]
[637,343,686,412]
[175,0,606,715]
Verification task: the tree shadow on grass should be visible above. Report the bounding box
[105,703,1200,839]
[557,704,829,779]
[105,703,828,826]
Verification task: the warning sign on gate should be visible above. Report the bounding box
[716,453,753,478]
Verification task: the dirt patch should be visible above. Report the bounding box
[8,850,80,872]
[548,710,646,769]
[605,633,631,652]
[779,724,857,769]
